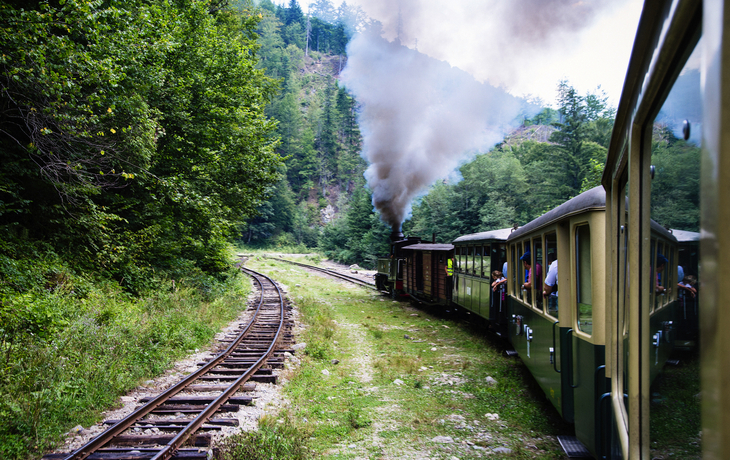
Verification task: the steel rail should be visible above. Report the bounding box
[61,267,280,460]
[271,257,376,289]
[150,268,285,460]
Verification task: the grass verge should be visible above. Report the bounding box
[1,249,251,459]
[231,257,572,459]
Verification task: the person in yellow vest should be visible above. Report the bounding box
[445,256,453,300]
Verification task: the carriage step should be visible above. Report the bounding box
[557,436,593,458]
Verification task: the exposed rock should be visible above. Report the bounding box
[393,379,404,385]
[331,359,340,365]
[432,436,455,444]
[485,376,498,387]
[493,447,512,454]
[321,369,330,376]
[291,342,307,351]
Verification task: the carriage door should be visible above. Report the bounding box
[646,35,702,459]
[609,15,702,458]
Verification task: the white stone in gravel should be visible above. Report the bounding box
[493,447,512,454]
[485,413,500,421]
[431,347,438,351]
[393,379,404,385]
[321,369,330,376]
[432,436,455,443]
[291,342,307,350]
[485,376,498,387]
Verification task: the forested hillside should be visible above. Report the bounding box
[241,0,370,250]
[0,1,282,457]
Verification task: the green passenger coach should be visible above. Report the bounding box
[451,228,511,334]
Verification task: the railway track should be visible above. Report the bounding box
[270,257,377,289]
[43,266,293,460]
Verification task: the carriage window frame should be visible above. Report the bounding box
[544,232,559,319]
[532,236,543,311]
[479,243,492,276]
[510,244,517,297]
[475,245,482,277]
[575,223,593,336]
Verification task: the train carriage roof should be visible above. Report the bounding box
[452,227,513,244]
[401,243,454,251]
[670,229,700,242]
[508,186,606,241]
[507,186,677,243]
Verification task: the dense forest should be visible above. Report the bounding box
[0,0,700,457]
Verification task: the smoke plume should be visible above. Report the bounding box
[340,32,532,229]
[346,0,636,96]
[339,0,638,229]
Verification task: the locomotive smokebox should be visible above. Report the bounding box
[390,226,404,242]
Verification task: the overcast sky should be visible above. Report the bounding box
[291,0,644,107]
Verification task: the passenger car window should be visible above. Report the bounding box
[545,233,558,317]
[533,238,543,311]
[576,225,592,335]
[510,245,516,296]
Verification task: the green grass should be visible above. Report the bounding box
[649,349,701,459]
[0,251,252,459]
[243,257,573,459]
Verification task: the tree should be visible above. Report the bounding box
[284,0,304,26]
[309,0,336,23]
[0,0,283,280]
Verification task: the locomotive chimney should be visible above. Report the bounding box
[390,225,404,242]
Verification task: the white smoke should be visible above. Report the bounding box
[338,0,640,229]
[340,32,532,228]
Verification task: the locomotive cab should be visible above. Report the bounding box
[375,231,421,297]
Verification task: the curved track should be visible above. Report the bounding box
[272,257,376,289]
[44,266,292,460]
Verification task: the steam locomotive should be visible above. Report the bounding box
[374,0,728,457]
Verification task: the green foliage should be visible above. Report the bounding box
[239,1,367,252]
[0,234,251,458]
[318,188,390,268]
[1,0,282,286]
[650,126,700,231]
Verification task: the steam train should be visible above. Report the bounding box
[375,0,730,457]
